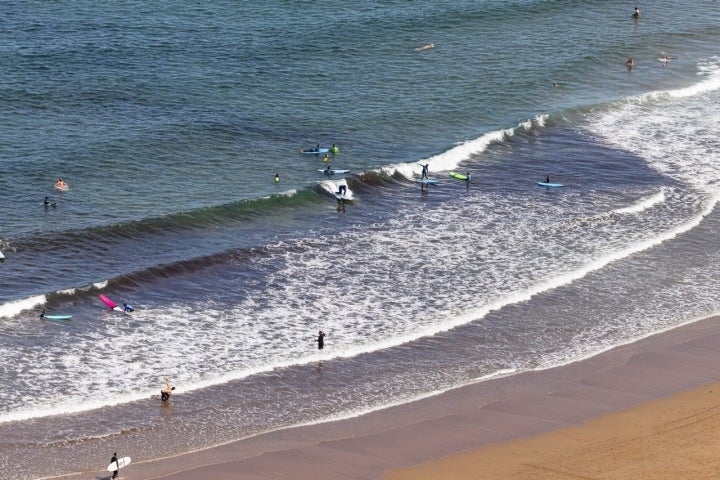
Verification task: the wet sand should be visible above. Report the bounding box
[64,315,720,480]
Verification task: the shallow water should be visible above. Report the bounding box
[2,1,720,478]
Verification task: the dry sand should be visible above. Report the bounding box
[63,315,720,479]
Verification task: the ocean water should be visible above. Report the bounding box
[2,1,720,478]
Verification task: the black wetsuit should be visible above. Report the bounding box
[110,455,119,478]
[318,332,325,350]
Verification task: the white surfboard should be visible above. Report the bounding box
[107,456,131,472]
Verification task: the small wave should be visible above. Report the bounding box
[611,188,666,215]
[381,114,550,180]
[0,295,46,318]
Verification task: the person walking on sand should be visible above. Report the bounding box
[110,452,119,479]
[317,330,325,350]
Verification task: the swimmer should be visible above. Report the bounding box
[274,173,280,183]
[54,178,68,191]
[160,376,175,402]
[626,57,634,68]
[416,43,434,51]
[633,6,640,19]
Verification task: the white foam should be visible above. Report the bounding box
[383,114,548,179]
[0,295,46,319]
[611,188,666,215]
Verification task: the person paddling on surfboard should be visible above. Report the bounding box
[161,376,175,402]
[123,303,134,313]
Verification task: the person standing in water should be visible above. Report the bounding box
[633,6,640,19]
[274,173,280,184]
[317,331,325,350]
[161,376,175,402]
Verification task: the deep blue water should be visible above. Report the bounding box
[2,1,720,478]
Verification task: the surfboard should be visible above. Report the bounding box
[0,250,4,260]
[449,172,470,181]
[537,182,564,188]
[302,148,329,154]
[415,178,439,184]
[107,457,132,472]
[44,315,72,321]
[334,193,353,201]
[99,294,123,312]
[318,169,350,174]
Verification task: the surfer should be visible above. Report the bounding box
[325,164,332,174]
[421,164,429,179]
[274,173,280,183]
[330,144,339,154]
[417,43,434,51]
[123,303,134,312]
[323,154,330,163]
[43,196,56,207]
[317,331,325,350]
[161,376,175,402]
[110,453,119,479]
[336,184,347,196]
[40,309,46,319]
[633,6,640,19]
[546,175,550,183]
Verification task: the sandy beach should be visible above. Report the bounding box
[58,314,720,480]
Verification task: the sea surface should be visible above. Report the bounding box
[2,1,720,478]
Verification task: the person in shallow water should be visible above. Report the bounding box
[317,330,325,350]
[161,376,175,401]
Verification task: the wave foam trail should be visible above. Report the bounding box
[612,188,666,215]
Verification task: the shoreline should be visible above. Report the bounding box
[62,314,720,479]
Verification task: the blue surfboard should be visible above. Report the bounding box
[537,182,564,188]
[318,168,350,174]
[416,178,439,184]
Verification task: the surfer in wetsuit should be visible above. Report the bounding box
[40,309,46,319]
[161,376,175,402]
[421,164,429,179]
[123,303,134,312]
[546,175,550,183]
[317,331,325,350]
[336,184,347,196]
[110,453,119,479]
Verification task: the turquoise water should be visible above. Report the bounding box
[2,1,720,478]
